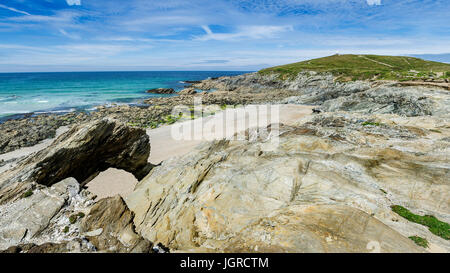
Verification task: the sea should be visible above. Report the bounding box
[0,71,248,121]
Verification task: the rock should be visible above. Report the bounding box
[319,85,449,117]
[0,178,78,250]
[0,239,92,253]
[0,118,152,188]
[146,88,175,94]
[0,112,89,155]
[126,112,449,252]
[80,196,153,253]
[178,87,197,95]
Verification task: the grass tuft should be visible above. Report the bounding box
[362,121,381,126]
[391,205,450,240]
[409,236,429,248]
[22,190,33,198]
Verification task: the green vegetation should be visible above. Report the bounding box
[165,114,181,125]
[408,236,429,248]
[69,214,78,224]
[391,205,450,240]
[429,129,442,133]
[68,212,86,224]
[380,189,388,194]
[63,226,69,233]
[22,190,33,198]
[362,121,381,126]
[259,54,450,81]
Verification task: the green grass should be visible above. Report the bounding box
[408,236,429,248]
[22,190,33,198]
[259,54,450,81]
[391,205,450,240]
[362,121,381,126]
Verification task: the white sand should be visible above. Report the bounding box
[90,104,313,200]
[148,104,313,164]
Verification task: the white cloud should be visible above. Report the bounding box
[366,0,381,6]
[196,25,294,41]
[59,29,80,40]
[0,4,31,15]
[66,0,82,6]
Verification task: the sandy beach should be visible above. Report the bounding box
[87,104,313,200]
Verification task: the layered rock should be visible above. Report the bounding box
[318,85,449,117]
[80,196,153,253]
[146,88,175,94]
[192,72,450,118]
[0,118,152,189]
[178,87,197,95]
[0,178,94,251]
[126,112,449,253]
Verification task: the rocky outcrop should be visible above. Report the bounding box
[0,177,151,252]
[193,72,450,118]
[146,88,175,94]
[126,112,449,253]
[318,86,449,117]
[0,118,152,189]
[0,178,92,250]
[0,112,89,155]
[178,87,197,95]
[80,196,153,253]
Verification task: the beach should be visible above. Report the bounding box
[93,104,313,200]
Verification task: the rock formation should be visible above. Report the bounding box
[0,119,154,252]
[80,196,153,253]
[146,88,175,94]
[126,111,449,253]
[178,87,197,95]
[0,118,152,189]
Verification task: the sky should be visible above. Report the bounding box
[0,0,449,72]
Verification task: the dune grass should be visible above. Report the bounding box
[259,54,450,81]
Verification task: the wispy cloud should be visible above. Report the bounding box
[196,25,294,41]
[0,0,449,71]
[0,4,31,15]
[59,29,80,40]
[366,0,382,6]
[66,0,82,6]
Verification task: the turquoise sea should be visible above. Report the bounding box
[0,71,247,120]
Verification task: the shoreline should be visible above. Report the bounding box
[0,65,449,253]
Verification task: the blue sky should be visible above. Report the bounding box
[0,0,449,72]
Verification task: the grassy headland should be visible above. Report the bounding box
[259,54,450,81]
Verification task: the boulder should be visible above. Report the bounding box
[178,87,197,95]
[146,88,175,94]
[0,118,152,188]
[80,195,153,253]
[0,178,79,250]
